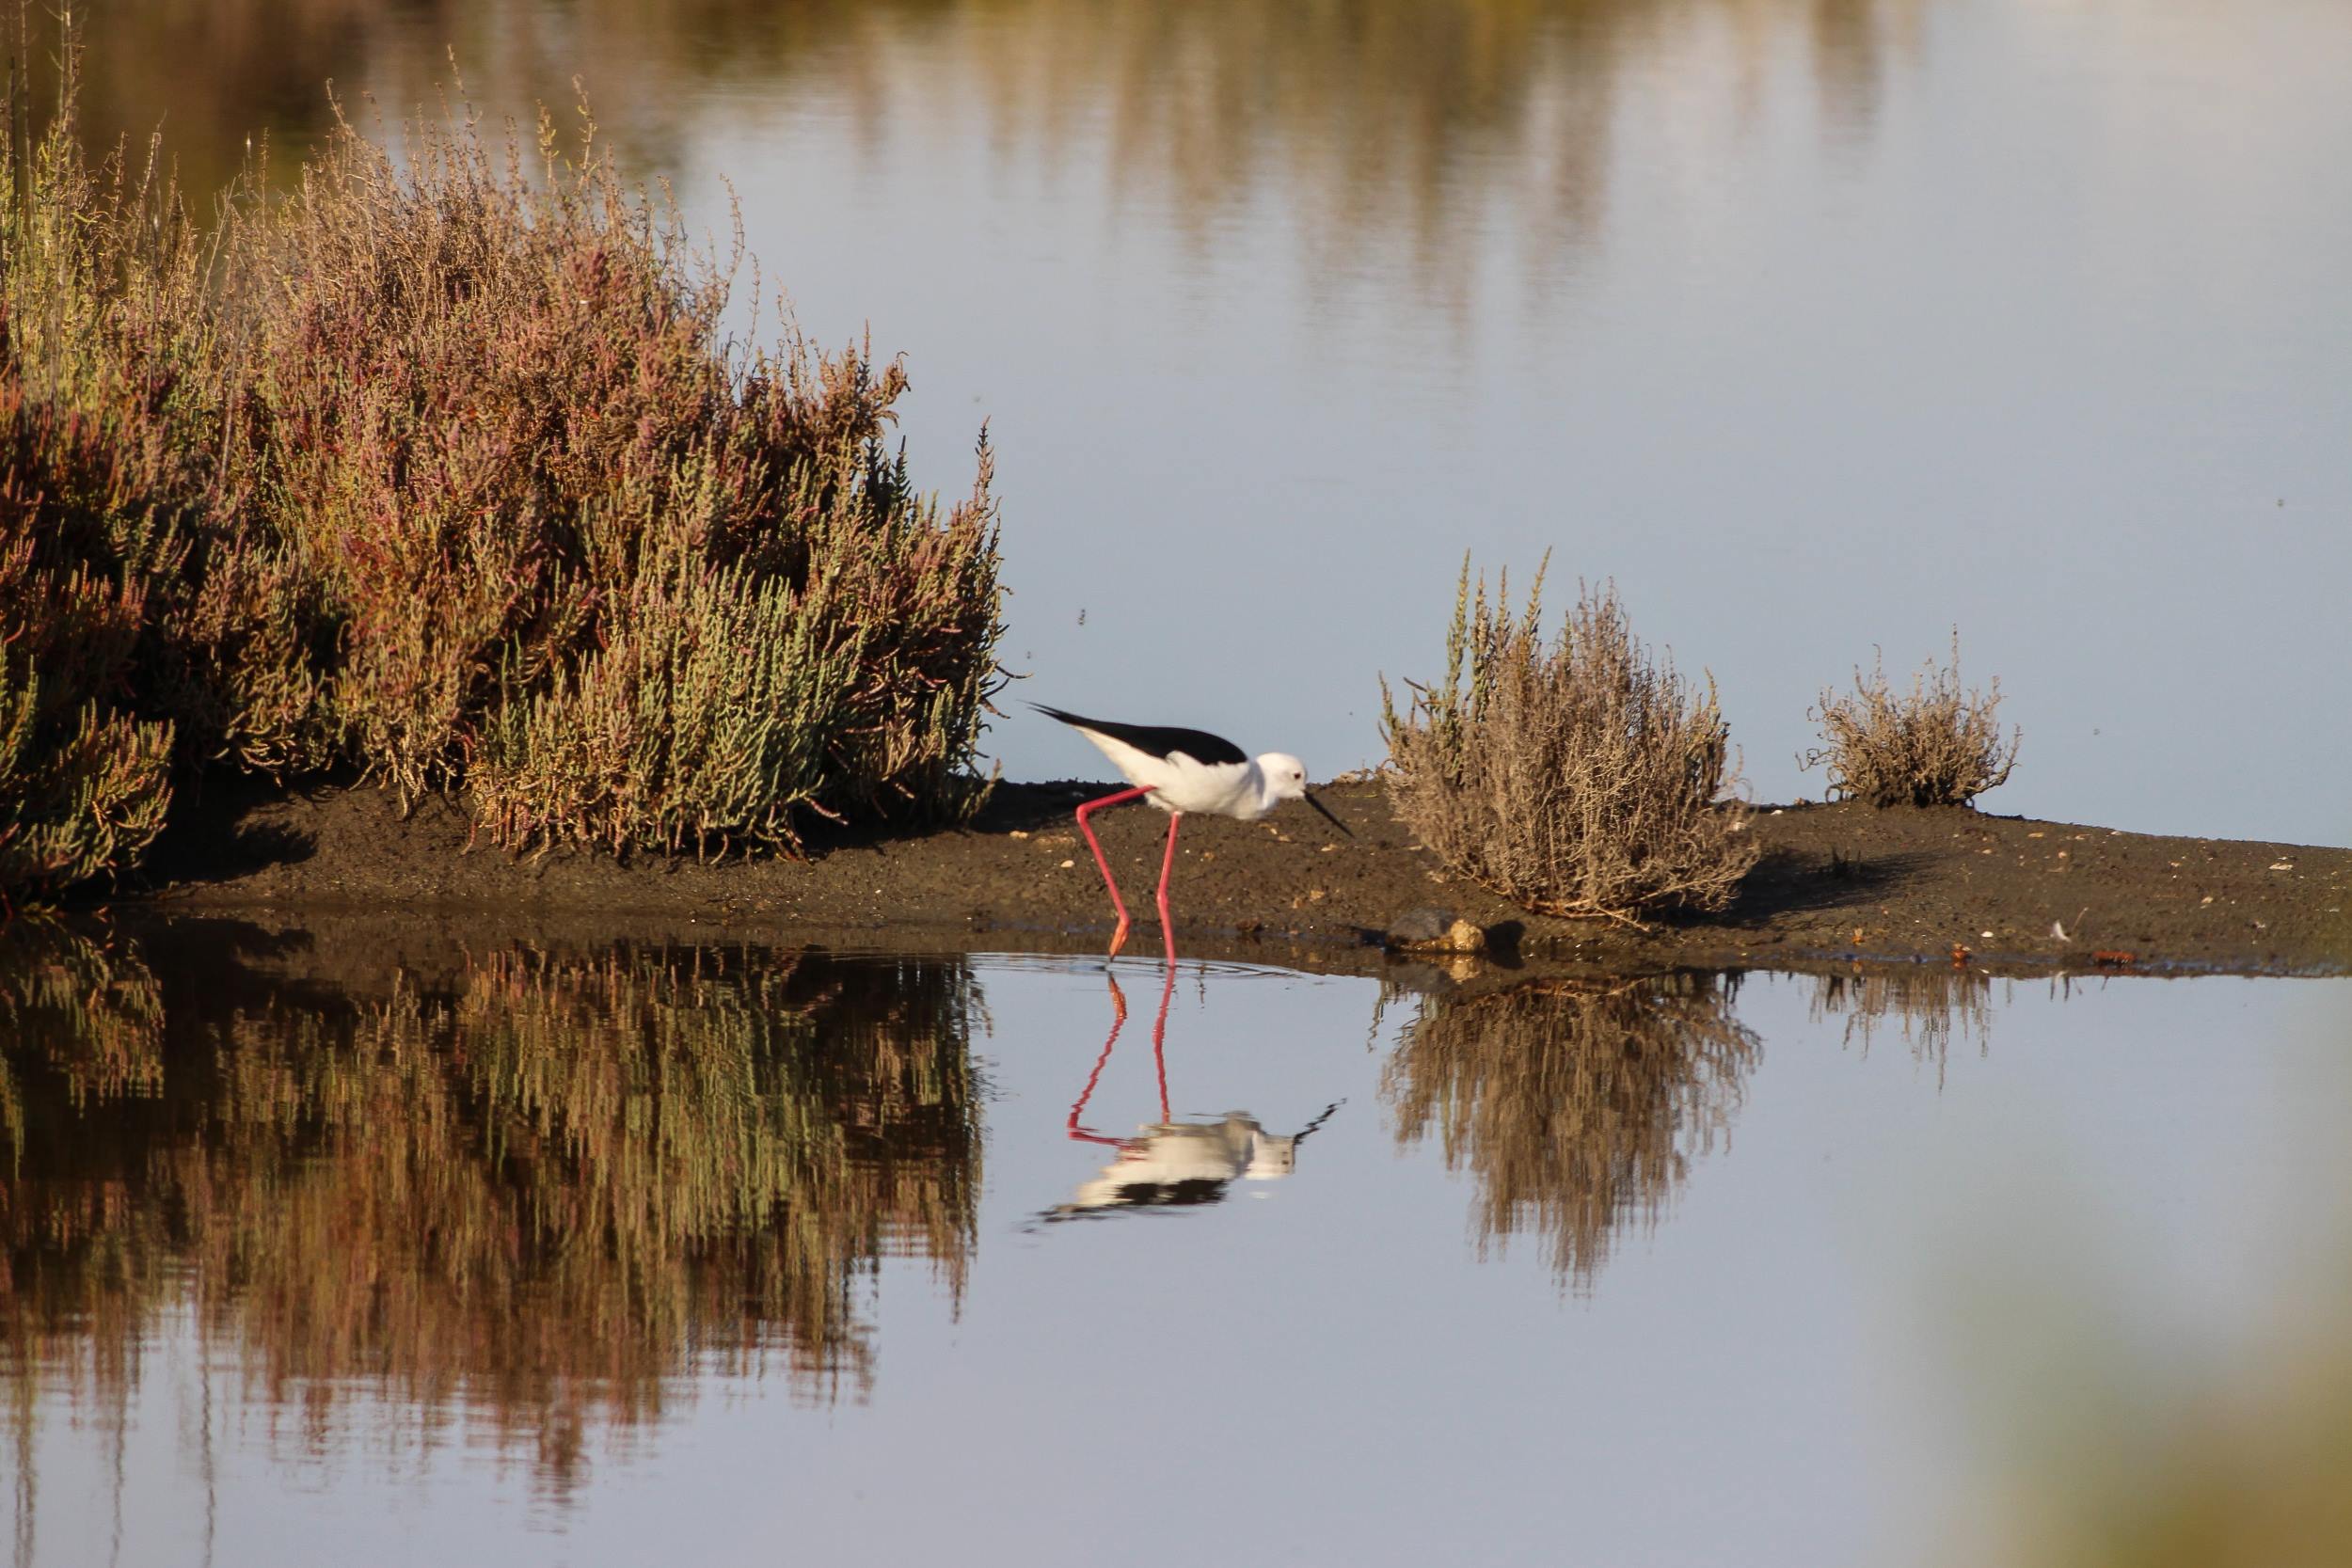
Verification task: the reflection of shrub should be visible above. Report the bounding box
[0,940,981,1488]
[1380,560,1756,923]
[0,37,1004,903]
[1810,965,1994,1078]
[1803,633,2019,808]
[0,919,166,1153]
[1383,973,1758,1287]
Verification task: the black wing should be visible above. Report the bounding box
[1032,704,1247,767]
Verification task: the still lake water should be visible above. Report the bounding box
[40,0,2352,847]
[5,923,2349,1567]
[11,4,2350,1561]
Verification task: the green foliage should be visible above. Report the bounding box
[0,651,175,900]
[0,37,1005,902]
[0,360,179,900]
[473,562,856,856]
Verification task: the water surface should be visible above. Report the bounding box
[6,922,2347,1566]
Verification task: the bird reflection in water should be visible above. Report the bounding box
[1046,968,1339,1219]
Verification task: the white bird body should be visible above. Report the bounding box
[1060,727,1293,820]
[1033,704,1349,959]
[1035,705,1315,821]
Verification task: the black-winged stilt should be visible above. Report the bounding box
[1034,704,1352,960]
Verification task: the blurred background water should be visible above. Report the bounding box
[28,0,2349,846]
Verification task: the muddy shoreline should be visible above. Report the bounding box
[87,775,2346,980]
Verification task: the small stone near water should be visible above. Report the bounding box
[1387,908,1486,953]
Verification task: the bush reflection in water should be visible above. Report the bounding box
[1384,973,1760,1289]
[29,0,1921,290]
[1810,963,1996,1080]
[0,924,980,1489]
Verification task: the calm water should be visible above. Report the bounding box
[12,8,2349,1556]
[4,921,2348,1566]
[37,0,2352,847]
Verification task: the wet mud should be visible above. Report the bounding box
[117,776,2352,978]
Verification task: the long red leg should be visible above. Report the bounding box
[1068,967,1178,1143]
[1148,960,1176,1121]
[1066,974,1130,1146]
[1153,811,1184,965]
[1074,785,1151,956]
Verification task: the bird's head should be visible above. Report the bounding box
[1257,753,1353,837]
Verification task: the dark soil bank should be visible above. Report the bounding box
[119,777,2352,978]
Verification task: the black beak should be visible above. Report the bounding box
[1303,790,1353,838]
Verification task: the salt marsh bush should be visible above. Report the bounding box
[0,37,1005,901]
[235,98,1005,846]
[1380,559,1756,924]
[0,337,180,901]
[1803,633,2019,808]
[0,651,174,903]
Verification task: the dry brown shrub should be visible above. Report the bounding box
[1379,559,1757,924]
[1803,632,2019,808]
